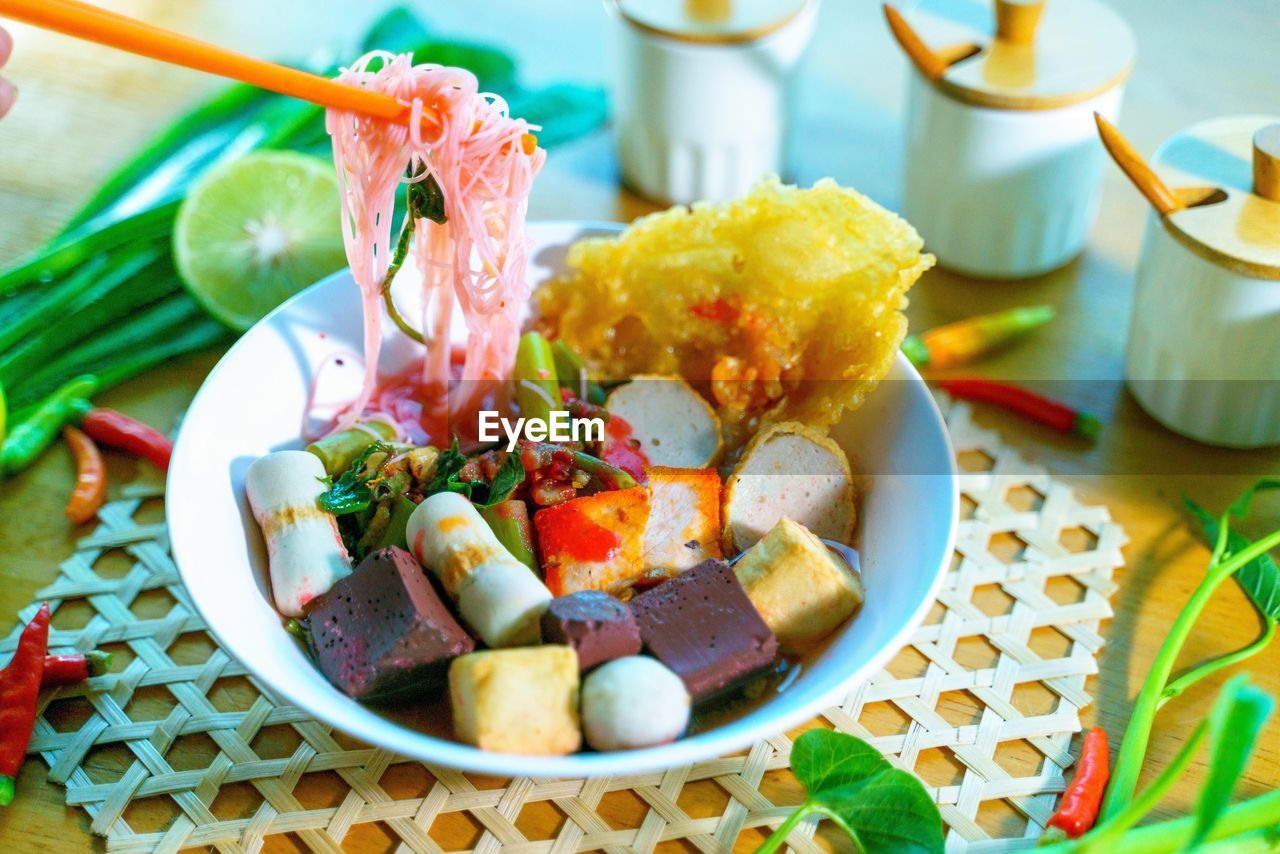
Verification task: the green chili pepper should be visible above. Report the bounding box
[0,375,99,476]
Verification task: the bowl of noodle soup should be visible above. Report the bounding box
[168,220,957,776]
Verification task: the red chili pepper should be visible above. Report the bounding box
[41,651,112,688]
[63,426,107,525]
[1045,727,1110,839]
[79,407,172,472]
[0,603,51,806]
[935,378,1100,440]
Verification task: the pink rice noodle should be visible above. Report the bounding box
[323,51,544,438]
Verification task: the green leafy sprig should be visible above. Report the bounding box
[755,730,943,854]
[1036,478,1280,852]
[317,442,394,515]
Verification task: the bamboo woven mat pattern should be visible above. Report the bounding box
[1,398,1126,852]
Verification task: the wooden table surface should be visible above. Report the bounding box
[1,1,1279,851]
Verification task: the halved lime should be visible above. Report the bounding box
[174,151,348,331]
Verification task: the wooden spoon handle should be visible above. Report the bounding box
[1095,113,1185,216]
[883,3,949,80]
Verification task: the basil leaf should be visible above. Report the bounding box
[444,470,480,499]
[318,441,392,515]
[476,453,526,508]
[1190,674,1274,848]
[789,730,943,854]
[1186,490,1280,622]
[424,438,469,497]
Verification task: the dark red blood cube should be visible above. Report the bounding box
[629,558,777,701]
[309,546,474,700]
[540,590,642,670]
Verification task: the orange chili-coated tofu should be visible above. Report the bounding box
[642,467,722,577]
[535,486,651,596]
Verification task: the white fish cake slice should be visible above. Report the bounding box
[722,421,855,552]
[606,375,723,468]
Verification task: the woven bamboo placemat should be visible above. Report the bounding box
[2,397,1126,852]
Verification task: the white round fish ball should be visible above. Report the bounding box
[581,656,690,751]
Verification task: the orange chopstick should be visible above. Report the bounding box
[0,0,433,126]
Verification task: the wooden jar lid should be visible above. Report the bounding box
[614,0,809,44]
[903,0,1135,110]
[1155,115,1280,280]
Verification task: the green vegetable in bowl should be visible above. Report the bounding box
[479,500,538,572]
[515,332,563,423]
[306,421,398,478]
[317,442,394,516]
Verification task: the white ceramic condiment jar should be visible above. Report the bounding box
[893,0,1134,279]
[1124,116,1280,448]
[607,0,819,205]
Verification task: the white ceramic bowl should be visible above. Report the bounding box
[168,220,958,777]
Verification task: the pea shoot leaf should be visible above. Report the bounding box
[1185,478,1280,622]
[1190,674,1274,848]
[782,730,943,854]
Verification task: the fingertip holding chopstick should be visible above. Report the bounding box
[0,0,538,152]
[1094,112,1184,216]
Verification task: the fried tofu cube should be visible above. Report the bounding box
[642,467,723,577]
[535,486,651,596]
[448,646,581,755]
[733,517,864,653]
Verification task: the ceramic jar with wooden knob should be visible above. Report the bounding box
[607,0,819,205]
[890,0,1135,279]
[1124,116,1280,448]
